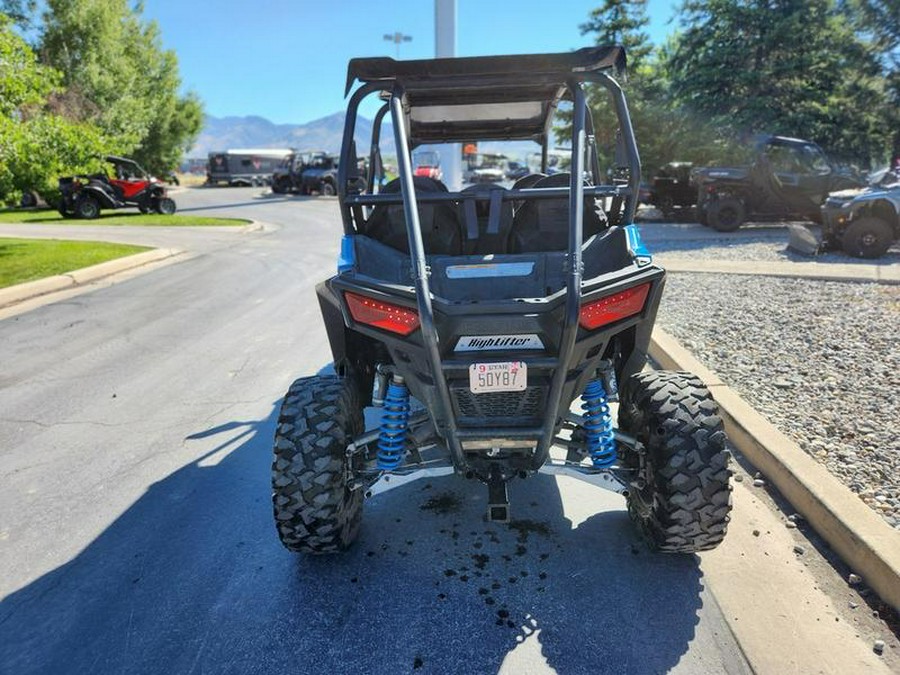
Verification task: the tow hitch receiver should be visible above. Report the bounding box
[487,471,510,523]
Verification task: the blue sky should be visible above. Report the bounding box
[141,0,679,124]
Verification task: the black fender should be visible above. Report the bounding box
[316,281,379,405]
[81,185,119,208]
[855,199,900,234]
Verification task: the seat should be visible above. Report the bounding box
[364,177,463,255]
[456,183,513,254]
[506,173,608,253]
[510,173,546,213]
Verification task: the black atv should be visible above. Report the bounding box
[693,136,864,232]
[272,48,732,555]
[649,161,695,218]
[271,150,316,194]
[299,153,340,195]
[819,168,900,258]
[58,155,176,219]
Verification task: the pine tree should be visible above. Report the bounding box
[666,0,891,166]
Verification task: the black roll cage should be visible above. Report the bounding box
[335,54,642,472]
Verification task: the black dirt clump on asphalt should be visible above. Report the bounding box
[472,553,490,569]
[508,519,552,543]
[414,656,424,669]
[421,492,461,514]
[443,569,456,577]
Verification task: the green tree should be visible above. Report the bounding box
[1,0,36,27]
[666,0,891,166]
[0,11,57,117]
[0,15,107,203]
[38,0,203,173]
[572,1,734,179]
[847,0,900,160]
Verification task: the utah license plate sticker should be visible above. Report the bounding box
[469,362,527,394]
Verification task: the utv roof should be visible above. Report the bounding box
[104,155,140,164]
[345,47,626,144]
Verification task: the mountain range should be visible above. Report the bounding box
[190,113,542,160]
[190,113,392,158]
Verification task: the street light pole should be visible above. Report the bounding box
[435,0,461,190]
[383,31,413,59]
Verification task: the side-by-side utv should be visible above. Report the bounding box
[58,156,176,219]
[272,48,732,555]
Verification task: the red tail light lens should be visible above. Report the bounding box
[579,282,651,330]
[345,291,420,336]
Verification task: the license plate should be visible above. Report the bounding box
[469,362,527,393]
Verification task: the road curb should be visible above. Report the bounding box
[656,258,900,284]
[0,247,184,309]
[649,326,900,612]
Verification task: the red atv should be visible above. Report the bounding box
[58,155,177,219]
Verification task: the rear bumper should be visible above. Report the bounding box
[321,244,664,475]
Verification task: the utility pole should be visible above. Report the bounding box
[383,31,413,59]
[435,0,461,190]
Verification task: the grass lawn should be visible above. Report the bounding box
[0,208,249,227]
[0,238,151,288]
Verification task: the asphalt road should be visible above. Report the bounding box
[0,188,888,674]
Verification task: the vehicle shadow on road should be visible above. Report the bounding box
[0,401,707,675]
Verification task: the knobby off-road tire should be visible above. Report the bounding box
[841,216,892,258]
[708,198,745,232]
[272,375,364,553]
[75,195,100,219]
[154,197,176,215]
[619,371,732,553]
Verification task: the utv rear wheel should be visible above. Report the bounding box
[320,181,336,196]
[840,216,892,258]
[708,198,744,232]
[75,195,100,219]
[272,375,365,553]
[619,371,732,553]
[154,197,176,215]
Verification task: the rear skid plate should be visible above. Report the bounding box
[358,454,630,522]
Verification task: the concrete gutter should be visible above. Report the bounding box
[0,247,184,310]
[657,257,900,284]
[650,326,900,612]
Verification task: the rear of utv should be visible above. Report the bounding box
[272,48,732,555]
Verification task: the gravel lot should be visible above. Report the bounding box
[641,220,900,263]
[656,271,900,529]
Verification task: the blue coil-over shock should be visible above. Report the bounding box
[377,376,410,471]
[581,378,617,468]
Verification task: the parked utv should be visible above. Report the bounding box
[649,162,695,218]
[693,136,863,231]
[271,151,319,194]
[413,150,443,181]
[819,168,900,258]
[272,48,732,555]
[58,156,176,219]
[300,153,340,195]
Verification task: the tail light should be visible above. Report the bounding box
[345,291,420,336]
[579,282,651,330]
